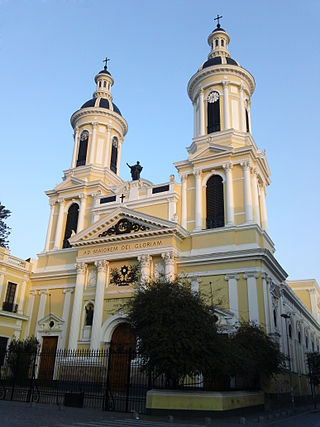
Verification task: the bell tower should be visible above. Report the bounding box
[69,60,128,184]
[188,22,255,142]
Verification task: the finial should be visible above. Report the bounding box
[214,14,223,29]
[103,57,110,70]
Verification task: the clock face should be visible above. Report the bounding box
[80,131,89,141]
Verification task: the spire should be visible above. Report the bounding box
[207,16,231,60]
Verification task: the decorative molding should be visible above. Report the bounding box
[94,259,108,272]
[98,218,150,237]
[75,262,87,274]
[243,272,259,279]
[225,274,239,281]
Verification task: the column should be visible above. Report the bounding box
[223,163,234,226]
[309,289,318,321]
[91,191,101,224]
[59,288,73,349]
[180,173,187,229]
[161,252,175,281]
[18,279,27,314]
[44,200,56,252]
[189,276,201,294]
[36,290,48,331]
[239,85,246,132]
[90,260,107,351]
[68,263,87,350]
[259,184,268,232]
[241,161,253,223]
[252,168,261,226]
[194,169,202,231]
[53,198,65,250]
[262,273,271,333]
[71,126,80,168]
[24,290,36,338]
[0,271,5,301]
[88,123,97,164]
[243,272,259,323]
[104,126,111,167]
[223,81,230,130]
[225,274,239,320]
[77,193,87,232]
[138,255,151,284]
[199,89,205,135]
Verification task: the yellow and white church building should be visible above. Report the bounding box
[1,23,319,387]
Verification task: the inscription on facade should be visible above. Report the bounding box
[79,239,163,256]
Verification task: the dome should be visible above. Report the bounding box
[80,97,122,116]
[213,26,226,33]
[97,69,111,76]
[201,56,239,70]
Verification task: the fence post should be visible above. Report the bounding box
[125,349,132,413]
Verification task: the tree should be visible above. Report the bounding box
[7,337,39,381]
[228,323,285,389]
[125,279,226,387]
[0,202,11,248]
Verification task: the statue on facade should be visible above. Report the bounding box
[85,305,94,326]
[126,161,143,180]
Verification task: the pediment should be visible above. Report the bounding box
[54,175,87,191]
[38,313,64,331]
[189,143,232,161]
[69,207,188,247]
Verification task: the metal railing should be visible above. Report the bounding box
[2,302,18,313]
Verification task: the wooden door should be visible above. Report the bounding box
[108,324,136,392]
[38,336,58,380]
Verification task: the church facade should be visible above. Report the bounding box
[1,23,320,387]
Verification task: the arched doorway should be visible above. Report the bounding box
[108,323,136,392]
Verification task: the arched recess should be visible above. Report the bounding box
[207,90,220,134]
[62,203,79,248]
[206,175,225,229]
[76,130,89,167]
[110,136,118,173]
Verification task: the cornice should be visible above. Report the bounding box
[0,310,28,321]
[188,65,255,101]
[70,108,128,136]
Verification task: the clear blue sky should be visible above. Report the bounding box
[1,0,319,284]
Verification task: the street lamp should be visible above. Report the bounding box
[281,313,295,410]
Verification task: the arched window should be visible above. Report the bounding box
[273,309,277,327]
[110,136,118,173]
[298,331,301,344]
[62,203,79,249]
[207,91,220,134]
[288,324,292,339]
[245,109,250,132]
[206,175,224,229]
[76,131,89,167]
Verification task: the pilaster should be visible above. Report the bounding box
[189,276,201,294]
[24,290,37,338]
[222,81,230,130]
[225,274,239,320]
[223,163,234,226]
[77,193,87,232]
[243,272,259,323]
[44,199,56,252]
[161,252,175,281]
[138,255,151,284]
[53,198,65,250]
[90,260,108,351]
[241,161,253,224]
[194,169,202,231]
[68,262,87,350]
[180,173,187,229]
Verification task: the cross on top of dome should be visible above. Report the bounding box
[214,14,223,29]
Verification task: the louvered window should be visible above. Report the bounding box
[110,137,118,173]
[207,91,220,134]
[76,131,89,167]
[206,175,224,229]
[62,203,79,249]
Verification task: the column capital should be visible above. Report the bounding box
[79,193,87,200]
[161,252,175,264]
[194,168,202,177]
[57,197,64,204]
[75,262,87,274]
[138,255,151,265]
[222,80,229,88]
[92,122,98,129]
[240,160,251,170]
[243,271,259,279]
[63,288,74,295]
[225,274,239,281]
[49,199,57,207]
[29,290,37,296]
[222,162,233,171]
[38,289,48,296]
[188,276,201,285]
[179,172,188,181]
[94,260,108,272]
[239,84,245,93]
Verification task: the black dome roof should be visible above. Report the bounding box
[202,56,239,69]
[80,98,122,116]
[97,69,111,76]
[213,26,226,33]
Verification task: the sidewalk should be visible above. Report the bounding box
[0,400,318,427]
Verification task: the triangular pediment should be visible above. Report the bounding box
[69,207,188,247]
[38,313,64,331]
[189,143,232,161]
[54,175,87,191]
